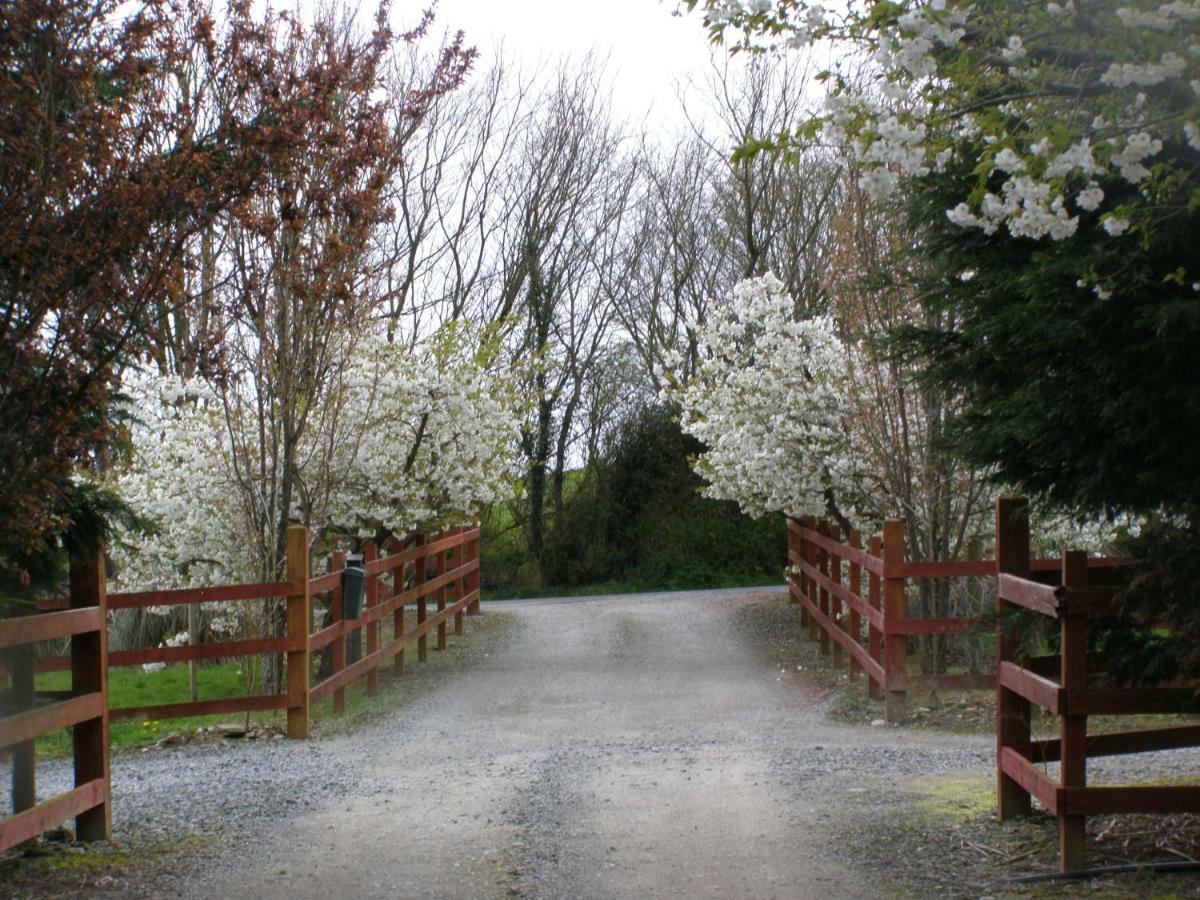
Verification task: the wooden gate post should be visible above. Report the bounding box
[830,525,845,670]
[69,546,110,841]
[996,497,1032,818]
[1060,550,1089,869]
[466,524,482,615]
[9,643,35,821]
[787,521,801,609]
[848,530,863,680]
[285,525,311,740]
[415,534,428,663]
[393,538,407,677]
[451,527,465,638]
[364,541,379,697]
[805,518,818,641]
[867,535,883,700]
[883,518,908,722]
[436,530,448,652]
[796,524,811,629]
[330,551,347,715]
[817,521,831,657]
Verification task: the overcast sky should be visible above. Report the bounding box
[432,0,721,133]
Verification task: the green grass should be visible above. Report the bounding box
[36,662,251,755]
[32,610,518,757]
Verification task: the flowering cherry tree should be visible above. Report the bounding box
[663,274,859,522]
[685,1,1199,299]
[325,326,525,540]
[107,326,522,650]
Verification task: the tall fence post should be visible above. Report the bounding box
[996,496,1032,818]
[1060,550,1089,869]
[883,518,908,722]
[69,545,110,841]
[436,530,448,652]
[466,524,482,615]
[787,521,801,609]
[285,525,311,740]
[416,534,428,662]
[830,525,845,670]
[452,527,465,637]
[364,541,379,697]
[393,537,407,676]
[848,529,863,681]
[867,535,883,700]
[805,518,818,641]
[817,521,831,657]
[330,551,347,715]
[9,643,34,821]
[796,523,811,629]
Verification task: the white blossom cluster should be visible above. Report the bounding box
[693,0,1200,282]
[325,328,524,538]
[109,370,257,591]
[108,329,523,636]
[663,274,858,520]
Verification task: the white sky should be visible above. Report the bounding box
[432,0,721,133]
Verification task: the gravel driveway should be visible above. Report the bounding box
[8,588,1198,899]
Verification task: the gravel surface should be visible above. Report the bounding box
[4,588,1199,899]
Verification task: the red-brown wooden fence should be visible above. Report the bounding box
[787,516,1126,722]
[788,516,1003,721]
[0,549,110,853]
[0,523,480,849]
[994,497,1200,872]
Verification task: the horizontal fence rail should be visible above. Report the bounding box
[994,497,1200,872]
[0,522,481,851]
[0,551,110,853]
[787,516,1131,722]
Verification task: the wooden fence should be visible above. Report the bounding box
[787,516,1125,722]
[994,497,1200,872]
[0,549,110,853]
[788,516,999,721]
[0,524,480,851]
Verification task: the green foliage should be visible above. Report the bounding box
[899,145,1200,681]
[482,403,785,597]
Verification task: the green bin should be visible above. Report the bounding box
[342,565,366,620]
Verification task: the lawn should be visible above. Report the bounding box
[31,610,512,757]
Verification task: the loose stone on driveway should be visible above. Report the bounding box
[184,589,991,899]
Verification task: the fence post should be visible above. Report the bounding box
[416,534,428,663]
[817,520,831,657]
[883,518,908,722]
[848,529,863,681]
[69,545,110,841]
[364,541,379,697]
[285,525,311,740]
[1060,550,1089,870]
[452,527,465,637]
[436,530,448,652]
[466,523,482,615]
[796,523,810,629]
[867,535,883,700]
[805,518,818,641]
[787,521,800,607]
[9,643,34,822]
[393,538,407,677]
[330,551,347,715]
[996,496,1032,818]
[830,525,845,670]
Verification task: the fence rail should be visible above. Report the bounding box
[787,517,995,720]
[994,497,1200,872]
[0,523,481,850]
[0,551,109,853]
[787,516,1130,721]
